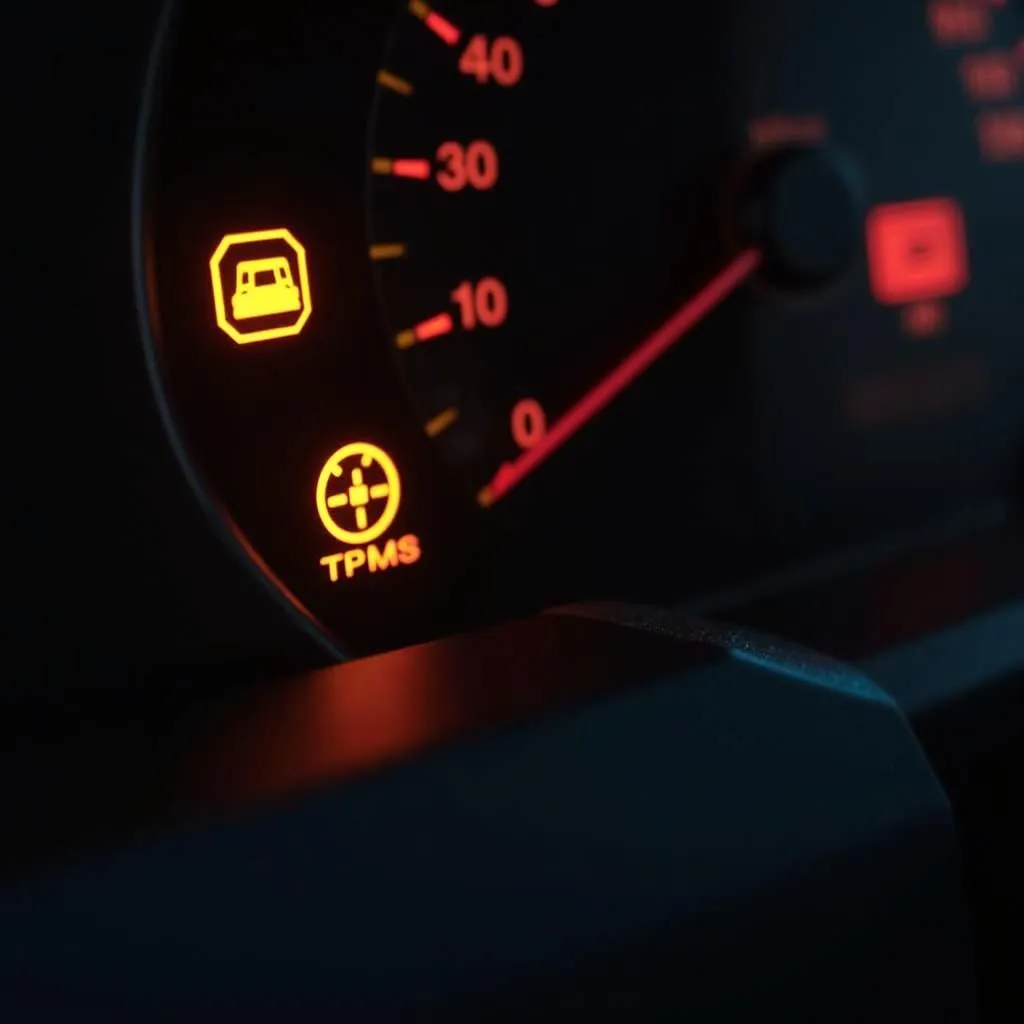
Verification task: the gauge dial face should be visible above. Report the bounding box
[371,0,1024,591]
[141,0,1024,653]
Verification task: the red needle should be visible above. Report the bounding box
[478,247,763,507]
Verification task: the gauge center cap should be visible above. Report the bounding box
[736,146,865,291]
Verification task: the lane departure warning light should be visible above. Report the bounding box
[865,198,969,306]
[316,442,402,546]
[210,228,312,345]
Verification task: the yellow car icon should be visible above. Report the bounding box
[231,256,302,320]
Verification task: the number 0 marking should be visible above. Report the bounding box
[511,399,547,450]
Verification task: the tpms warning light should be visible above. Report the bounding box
[210,228,312,345]
[866,199,969,307]
[315,442,422,583]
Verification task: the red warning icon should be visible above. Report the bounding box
[866,198,969,307]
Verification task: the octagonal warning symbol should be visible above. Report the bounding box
[209,228,312,345]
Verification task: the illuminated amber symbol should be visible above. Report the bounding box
[232,257,302,320]
[316,443,402,545]
[210,228,312,345]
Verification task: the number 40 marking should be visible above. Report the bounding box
[459,35,524,86]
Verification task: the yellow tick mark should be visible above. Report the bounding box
[371,157,393,175]
[396,329,417,349]
[370,243,407,261]
[409,0,430,20]
[425,407,460,438]
[377,70,413,96]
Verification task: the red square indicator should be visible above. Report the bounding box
[865,198,969,306]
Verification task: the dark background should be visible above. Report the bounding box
[11,3,321,692]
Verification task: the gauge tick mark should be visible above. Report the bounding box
[409,1,462,47]
[397,312,455,349]
[425,407,460,438]
[377,70,414,96]
[373,157,432,180]
[370,243,408,261]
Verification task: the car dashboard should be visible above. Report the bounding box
[7,1,1024,1020]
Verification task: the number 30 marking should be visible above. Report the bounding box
[436,141,500,192]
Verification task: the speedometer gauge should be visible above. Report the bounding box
[372,0,1023,523]
[138,0,1024,654]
